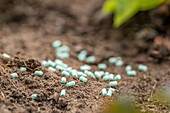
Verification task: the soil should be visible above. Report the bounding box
[0,0,170,113]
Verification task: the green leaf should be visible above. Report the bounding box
[102,0,166,27]
[114,0,139,27]
[102,0,116,14]
[139,0,165,11]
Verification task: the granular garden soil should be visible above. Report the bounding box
[0,0,170,113]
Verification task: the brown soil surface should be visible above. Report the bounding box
[0,0,170,113]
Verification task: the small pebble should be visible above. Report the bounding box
[60,89,66,96]
[31,94,37,100]
[20,67,27,71]
[80,64,91,71]
[125,65,132,71]
[103,75,110,81]
[138,64,148,72]
[48,67,56,72]
[79,76,88,82]
[2,53,10,58]
[66,81,75,87]
[41,61,48,67]
[86,56,96,63]
[98,63,107,70]
[115,60,124,66]
[109,81,118,86]
[61,71,70,77]
[34,71,43,76]
[127,70,137,76]
[108,57,117,64]
[10,73,18,78]
[52,40,61,48]
[61,77,66,83]
[102,88,107,96]
[114,74,121,80]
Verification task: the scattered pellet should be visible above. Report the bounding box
[20,67,27,71]
[10,73,18,78]
[34,71,43,76]
[66,81,75,87]
[109,81,118,86]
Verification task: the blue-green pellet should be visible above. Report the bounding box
[103,75,110,81]
[125,65,132,71]
[108,57,118,64]
[20,67,27,71]
[48,67,56,72]
[107,88,115,96]
[2,53,10,58]
[138,64,148,72]
[79,76,88,82]
[60,89,66,96]
[84,70,89,74]
[41,61,48,67]
[102,88,107,96]
[109,74,114,79]
[78,54,86,62]
[10,73,18,78]
[48,60,56,67]
[80,50,87,55]
[109,88,115,92]
[115,60,124,66]
[105,72,110,76]
[57,46,70,53]
[80,64,91,71]
[52,40,61,48]
[56,65,64,71]
[99,71,105,76]
[77,72,84,77]
[87,72,95,78]
[70,70,78,77]
[107,89,113,96]
[114,74,121,80]
[94,71,102,78]
[65,67,72,73]
[57,52,70,59]
[109,81,118,86]
[31,94,37,100]
[34,71,43,76]
[60,63,68,68]
[54,59,63,65]
[86,56,96,63]
[61,71,70,77]
[98,63,107,70]
[127,70,136,76]
[66,81,75,87]
[61,77,66,84]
